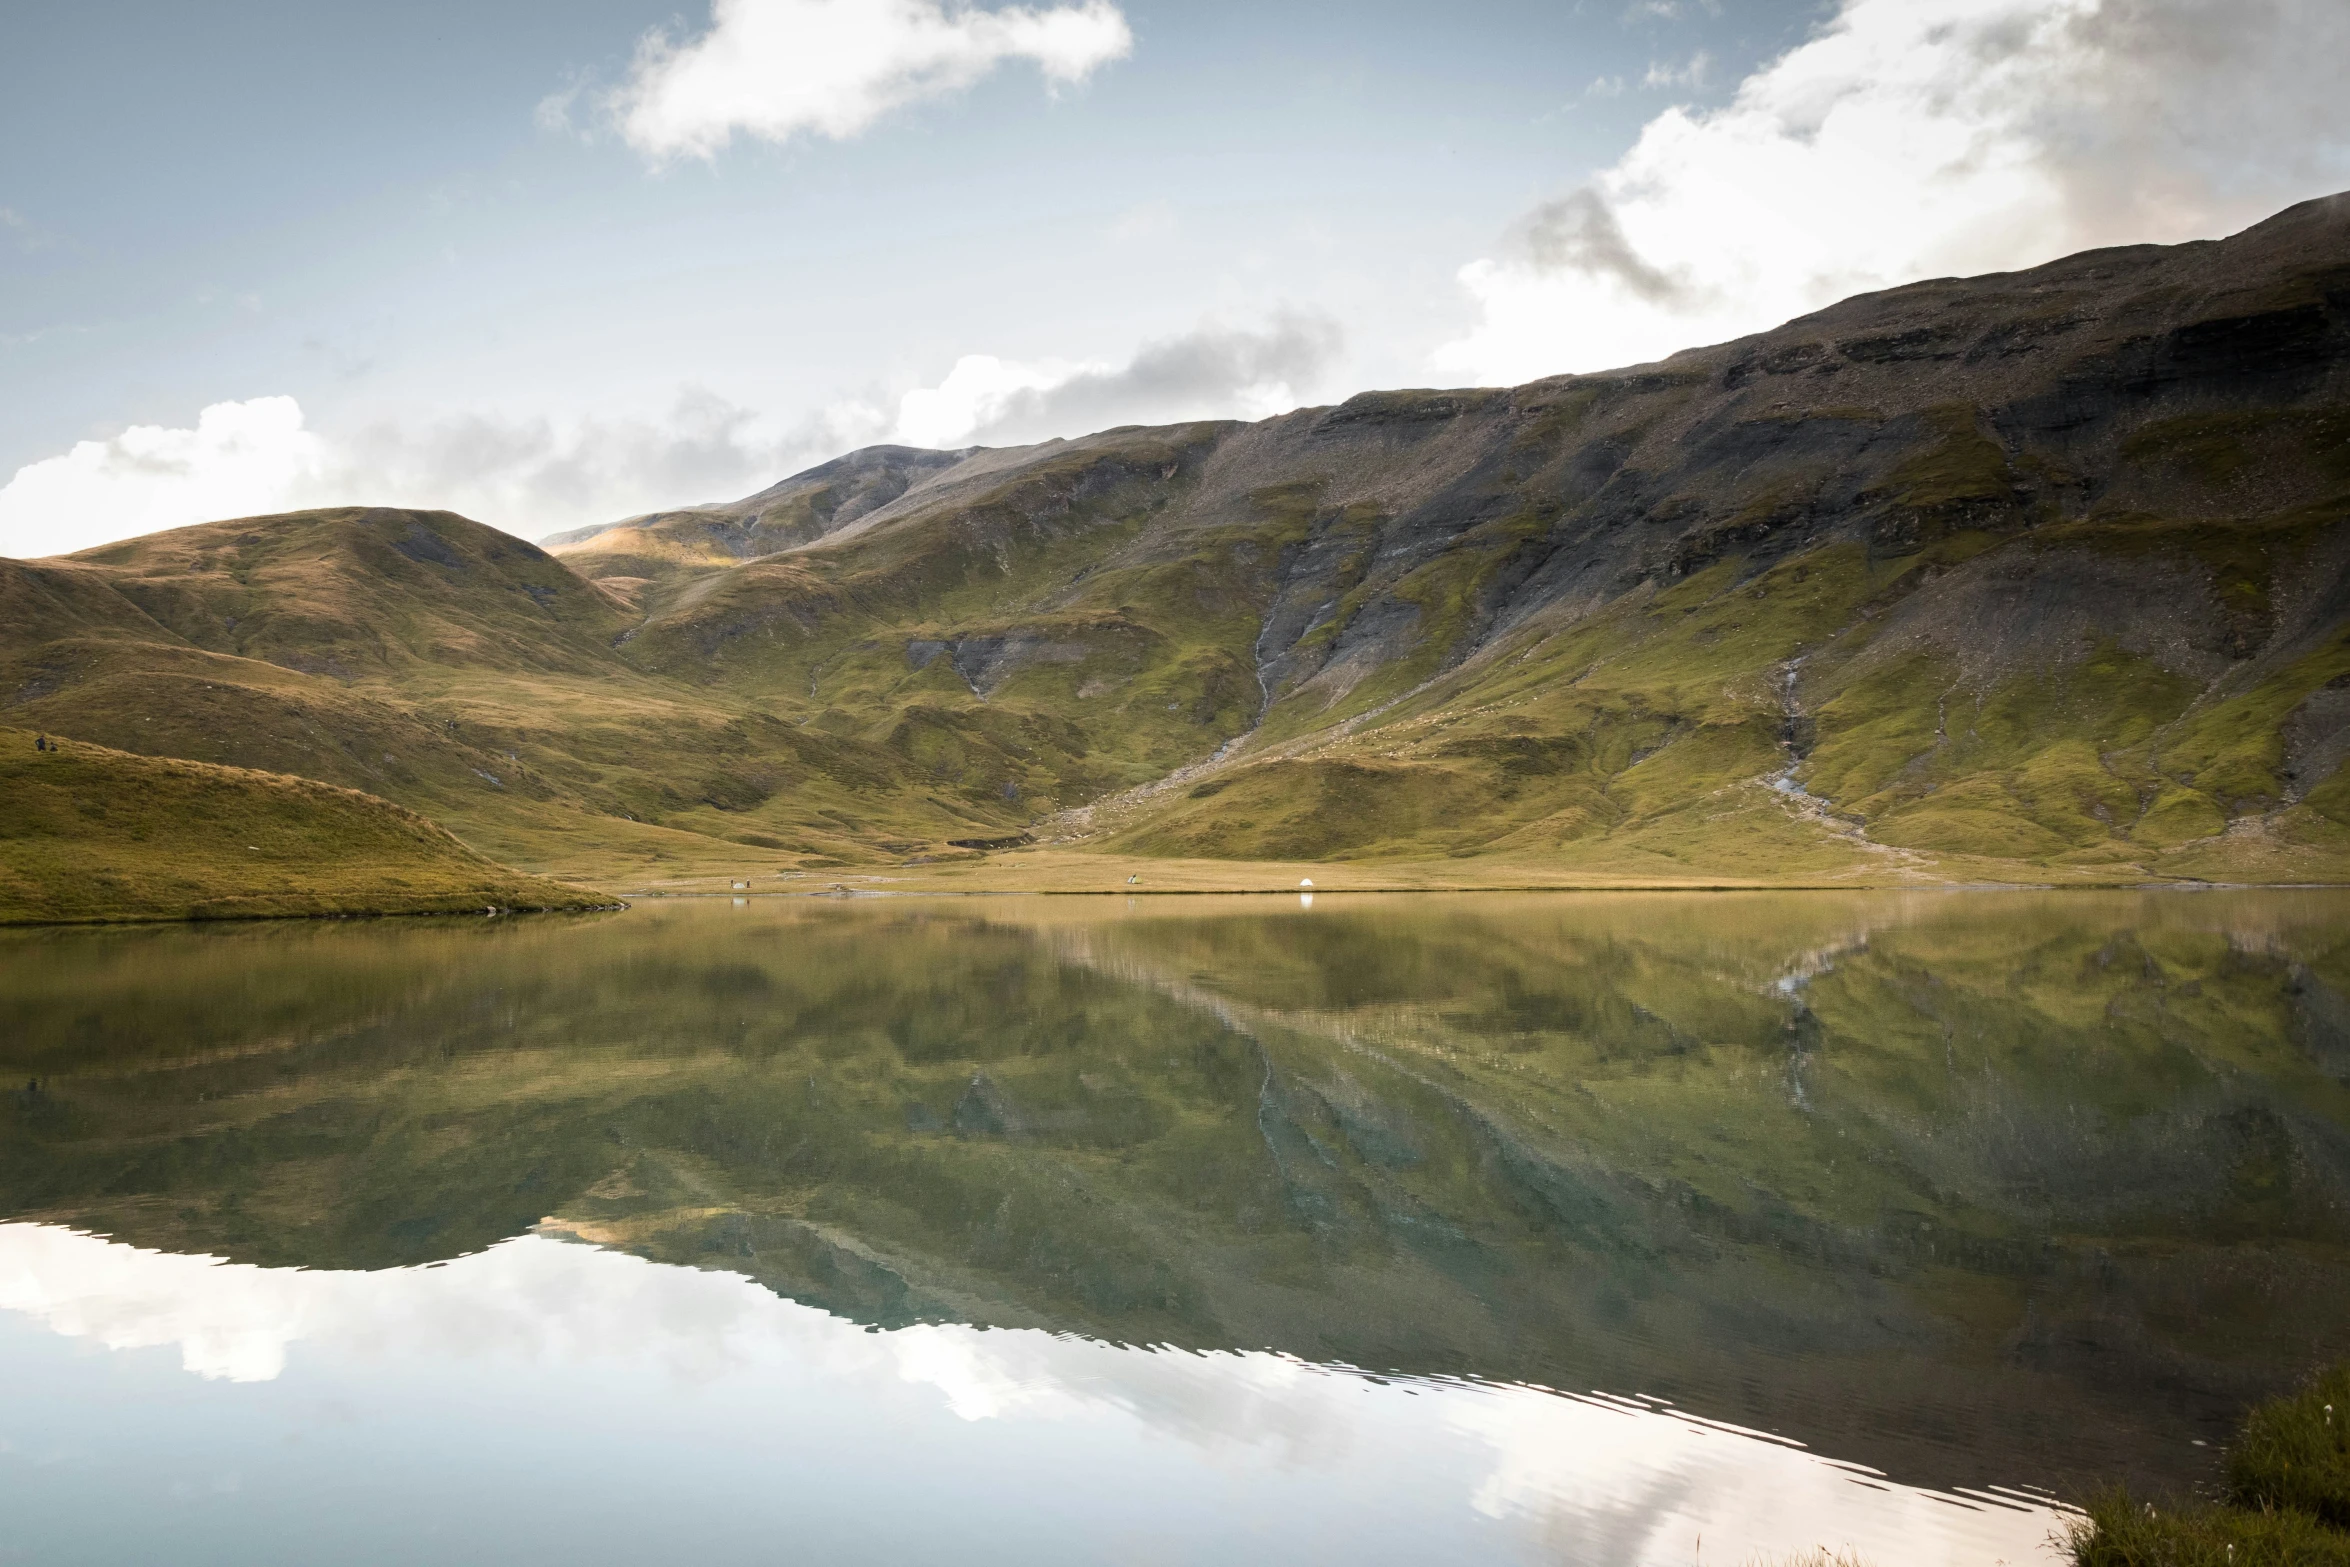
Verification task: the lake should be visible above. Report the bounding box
[4,890,2348,1566]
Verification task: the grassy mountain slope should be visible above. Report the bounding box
[540,443,974,580]
[0,505,1039,881]
[0,726,603,922]
[554,192,2350,883]
[7,195,2350,886]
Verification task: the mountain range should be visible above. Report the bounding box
[6,192,2350,905]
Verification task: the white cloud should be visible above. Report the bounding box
[1641,51,1710,92]
[533,74,590,136]
[892,353,1091,446]
[0,392,862,558]
[1436,0,2350,385]
[0,319,1340,558]
[878,312,1345,448]
[613,0,1133,160]
[0,397,328,559]
[327,316,1336,532]
[326,389,860,528]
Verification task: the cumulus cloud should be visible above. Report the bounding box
[0,398,328,559]
[884,311,1345,447]
[1436,0,2350,385]
[613,0,1133,159]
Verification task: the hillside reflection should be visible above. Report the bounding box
[6,890,2348,1499]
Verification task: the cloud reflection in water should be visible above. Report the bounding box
[0,1222,2061,1566]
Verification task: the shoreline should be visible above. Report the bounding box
[14,879,2350,931]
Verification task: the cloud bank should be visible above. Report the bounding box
[329,390,860,531]
[0,317,1337,556]
[1436,0,2350,384]
[0,394,844,559]
[614,0,1133,158]
[886,311,1343,447]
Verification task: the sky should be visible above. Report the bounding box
[3,0,2347,556]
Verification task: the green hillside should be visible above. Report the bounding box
[5,194,2350,889]
[0,726,607,923]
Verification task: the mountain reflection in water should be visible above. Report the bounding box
[4,890,2348,1565]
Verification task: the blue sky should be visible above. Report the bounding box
[3,0,2344,551]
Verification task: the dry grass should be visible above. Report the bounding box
[0,725,609,923]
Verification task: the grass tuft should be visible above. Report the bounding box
[2228,1363,2350,1529]
[2066,1489,2350,1566]
[2068,1363,2350,1565]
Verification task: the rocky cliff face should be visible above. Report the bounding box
[7,196,2349,883]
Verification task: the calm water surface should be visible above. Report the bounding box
[4,890,2349,1566]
